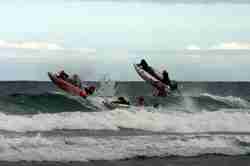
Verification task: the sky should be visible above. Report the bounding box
[0,0,250,81]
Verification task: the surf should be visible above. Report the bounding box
[0,108,250,133]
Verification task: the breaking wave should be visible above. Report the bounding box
[0,134,249,161]
[200,93,250,109]
[0,92,250,114]
[0,109,250,133]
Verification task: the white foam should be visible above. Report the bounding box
[181,95,198,112]
[0,134,249,161]
[201,93,250,108]
[0,108,250,133]
[0,112,118,132]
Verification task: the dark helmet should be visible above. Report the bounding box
[88,86,96,94]
[140,59,147,67]
[153,103,159,108]
[118,97,125,101]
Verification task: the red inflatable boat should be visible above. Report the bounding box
[48,72,88,98]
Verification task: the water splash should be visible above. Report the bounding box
[201,93,250,108]
[96,74,116,97]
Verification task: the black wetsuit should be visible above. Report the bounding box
[85,87,93,95]
[162,71,171,86]
[170,81,178,90]
[59,71,69,80]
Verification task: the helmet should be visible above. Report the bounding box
[118,97,125,100]
[88,86,96,93]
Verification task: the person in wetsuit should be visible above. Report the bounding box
[153,85,167,97]
[58,70,69,80]
[162,70,178,91]
[162,70,171,86]
[58,71,83,88]
[111,97,130,105]
[85,86,96,95]
[136,96,145,106]
[79,86,96,98]
[170,81,178,91]
[138,59,148,70]
[68,74,82,88]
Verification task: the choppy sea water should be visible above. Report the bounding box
[0,81,250,165]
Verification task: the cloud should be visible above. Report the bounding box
[0,40,64,51]
[186,45,201,50]
[0,40,97,55]
[187,54,201,59]
[210,42,250,50]
[78,48,97,54]
[0,39,100,72]
[185,42,250,50]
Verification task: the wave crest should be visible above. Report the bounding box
[0,109,250,133]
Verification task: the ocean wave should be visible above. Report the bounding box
[0,109,250,133]
[0,134,249,161]
[1,91,250,115]
[200,93,250,108]
[0,93,96,114]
